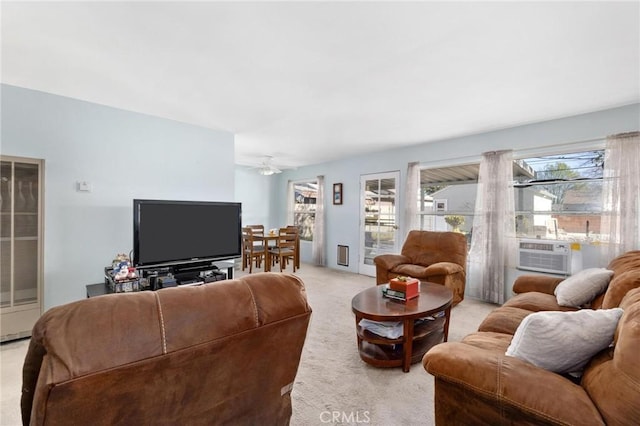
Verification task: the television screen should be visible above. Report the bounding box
[133,199,242,268]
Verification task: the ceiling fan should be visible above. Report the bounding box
[254,156,283,176]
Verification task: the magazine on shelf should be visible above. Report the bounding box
[358,319,404,339]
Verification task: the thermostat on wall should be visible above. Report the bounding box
[76,181,92,192]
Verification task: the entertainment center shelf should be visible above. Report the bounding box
[86,260,235,298]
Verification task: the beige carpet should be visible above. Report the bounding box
[0,264,496,426]
[272,265,496,426]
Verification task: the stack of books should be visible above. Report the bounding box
[382,287,411,301]
[382,276,420,301]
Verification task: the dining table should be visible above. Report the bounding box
[261,233,280,272]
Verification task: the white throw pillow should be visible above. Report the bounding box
[554,268,614,307]
[505,308,623,374]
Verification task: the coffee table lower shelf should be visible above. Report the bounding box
[356,316,446,368]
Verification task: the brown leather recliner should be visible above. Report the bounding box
[374,230,468,305]
[423,250,640,425]
[21,273,312,425]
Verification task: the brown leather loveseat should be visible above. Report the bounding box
[423,250,640,425]
[21,273,312,425]
[374,230,467,305]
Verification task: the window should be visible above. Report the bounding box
[292,180,317,241]
[514,150,604,241]
[416,164,484,248]
[417,149,605,244]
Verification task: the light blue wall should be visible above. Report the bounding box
[234,166,276,229]
[275,103,640,272]
[1,84,235,309]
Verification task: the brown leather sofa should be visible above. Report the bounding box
[21,273,312,425]
[423,250,640,425]
[374,230,467,305]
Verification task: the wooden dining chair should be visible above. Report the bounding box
[268,227,298,272]
[246,224,265,238]
[245,224,266,256]
[242,227,265,273]
[285,225,300,270]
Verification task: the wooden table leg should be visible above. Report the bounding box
[264,248,271,272]
[443,305,452,342]
[402,318,414,372]
[354,314,362,350]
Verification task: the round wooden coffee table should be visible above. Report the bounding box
[351,282,453,372]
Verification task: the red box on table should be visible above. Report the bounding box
[389,277,420,300]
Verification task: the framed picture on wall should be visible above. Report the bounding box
[333,183,343,205]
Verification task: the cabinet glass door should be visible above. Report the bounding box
[0,161,12,307]
[1,156,42,341]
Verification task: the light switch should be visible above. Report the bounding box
[76,181,92,192]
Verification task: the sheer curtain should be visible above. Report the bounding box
[404,162,420,238]
[286,180,294,225]
[601,131,640,260]
[467,150,515,304]
[312,175,326,266]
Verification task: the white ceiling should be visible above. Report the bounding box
[2,2,639,168]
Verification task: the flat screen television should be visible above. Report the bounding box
[133,199,242,269]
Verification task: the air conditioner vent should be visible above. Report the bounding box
[517,239,570,275]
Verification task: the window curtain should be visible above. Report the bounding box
[404,162,420,237]
[286,180,294,225]
[312,175,326,266]
[601,131,640,260]
[467,150,516,304]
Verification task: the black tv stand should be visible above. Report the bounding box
[174,267,221,285]
[143,260,232,288]
[87,260,236,297]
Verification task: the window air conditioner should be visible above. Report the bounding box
[517,239,571,275]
